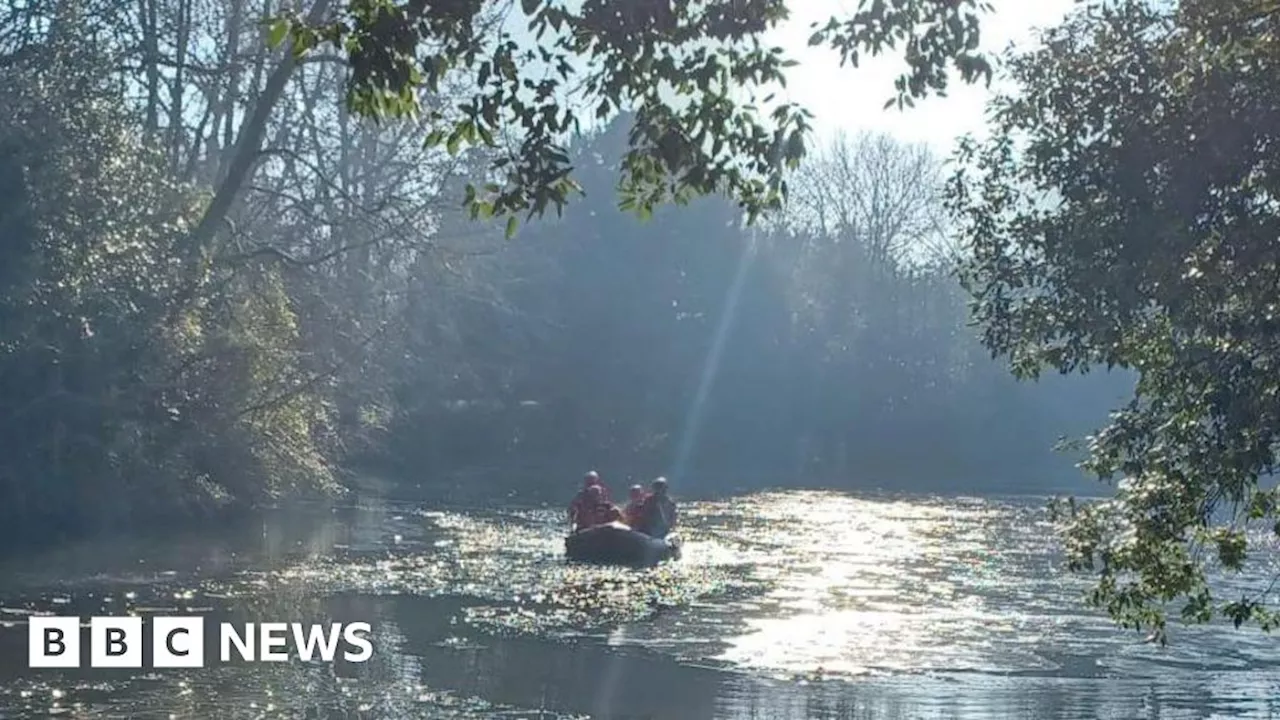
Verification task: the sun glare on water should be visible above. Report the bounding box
[683,491,1071,678]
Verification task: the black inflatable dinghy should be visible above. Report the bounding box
[564,522,681,567]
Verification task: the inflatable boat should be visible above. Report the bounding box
[564,522,681,567]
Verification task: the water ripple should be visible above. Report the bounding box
[1,490,1279,718]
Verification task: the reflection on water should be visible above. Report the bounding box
[1,490,1279,718]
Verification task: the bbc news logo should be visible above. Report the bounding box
[28,617,373,668]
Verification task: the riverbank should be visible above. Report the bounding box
[0,459,1103,559]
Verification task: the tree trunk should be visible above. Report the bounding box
[185,0,334,260]
[140,0,160,136]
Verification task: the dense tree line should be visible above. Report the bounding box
[0,0,1121,545]
[0,0,483,539]
[386,123,1129,499]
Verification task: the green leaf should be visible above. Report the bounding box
[505,215,519,239]
[267,18,289,49]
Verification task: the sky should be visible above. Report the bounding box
[766,0,1076,154]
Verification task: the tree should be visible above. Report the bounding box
[948,0,1280,640]
[0,40,337,538]
[268,0,994,231]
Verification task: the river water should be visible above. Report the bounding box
[0,490,1278,719]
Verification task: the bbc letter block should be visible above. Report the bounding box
[29,616,81,668]
[90,616,143,668]
[153,616,205,668]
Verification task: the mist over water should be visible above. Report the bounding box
[1,489,1278,719]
